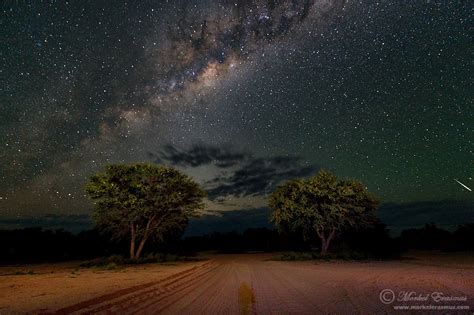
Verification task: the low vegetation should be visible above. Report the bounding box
[276,251,386,261]
[2,223,473,265]
[79,253,202,269]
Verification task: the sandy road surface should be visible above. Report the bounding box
[0,262,204,314]
[1,254,473,314]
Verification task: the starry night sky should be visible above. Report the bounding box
[1,1,472,230]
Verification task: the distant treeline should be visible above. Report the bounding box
[1,223,473,264]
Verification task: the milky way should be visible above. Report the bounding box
[0,1,472,226]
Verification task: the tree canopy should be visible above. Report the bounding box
[85,163,206,259]
[269,170,379,254]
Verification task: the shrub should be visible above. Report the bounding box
[103,262,119,270]
[79,253,199,268]
[276,250,376,261]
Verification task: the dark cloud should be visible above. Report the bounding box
[152,144,247,168]
[153,144,319,200]
[206,156,318,199]
[0,214,92,234]
[379,200,474,235]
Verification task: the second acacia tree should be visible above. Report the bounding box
[269,170,379,254]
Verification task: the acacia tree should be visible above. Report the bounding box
[269,170,379,254]
[85,163,206,259]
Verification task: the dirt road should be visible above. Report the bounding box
[28,254,473,314]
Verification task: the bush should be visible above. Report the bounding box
[79,257,109,268]
[104,262,119,270]
[276,250,376,261]
[279,252,314,261]
[79,253,200,268]
[79,255,126,268]
[108,255,125,264]
[11,270,34,275]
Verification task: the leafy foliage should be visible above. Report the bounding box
[269,170,379,253]
[85,163,206,258]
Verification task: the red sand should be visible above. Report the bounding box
[1,253,473,314]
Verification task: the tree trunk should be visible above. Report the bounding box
[321,239,328,255]
[318,228,336,255]
[135,236,148,259]
[130,224,136,259]
[134,217,155,259]
[320,233,327,255]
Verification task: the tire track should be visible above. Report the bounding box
[92,262,219,314]
[46,261,217,314]
[178,263,239,314]
[134,264,230,314]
